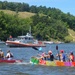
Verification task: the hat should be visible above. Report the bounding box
[70,51,73,55]
[48,50,52,54]
[60,50,64,53]
[42,52,45,56]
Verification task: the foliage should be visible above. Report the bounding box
[31,14,68,41]
[64,35,73,43]
[0,11,32,41]
[0,1,75,42]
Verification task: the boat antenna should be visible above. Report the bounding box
[29,26,31,35]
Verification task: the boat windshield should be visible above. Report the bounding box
[18,33,33,40]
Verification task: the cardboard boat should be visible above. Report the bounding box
[30,57,75,67]
[0,59,22,63]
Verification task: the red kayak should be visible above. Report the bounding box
[0,59,22,63]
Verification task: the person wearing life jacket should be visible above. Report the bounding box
[38,52,46,60]
[56,50,66,62]
[5,50,13,60]
[0,49,4,59]
[59,50,66,62]
[69,52,74,62]
[47,50,54,61]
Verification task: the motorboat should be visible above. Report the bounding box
[6,33,45,47]
[43,41,54,44]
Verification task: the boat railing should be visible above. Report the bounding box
[34,40,38,44]
[7,38,17,41]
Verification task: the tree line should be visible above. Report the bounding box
[0,1,75,42]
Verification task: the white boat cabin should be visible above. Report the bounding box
[17,33,37,44]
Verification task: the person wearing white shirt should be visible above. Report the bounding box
[6,50,13,60]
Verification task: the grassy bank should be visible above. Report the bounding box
[0,9,35,18]
[68,29,75,42]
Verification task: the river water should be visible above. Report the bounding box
[0,43,75,75]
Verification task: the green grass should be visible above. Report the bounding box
[0,9,35,18]
[68,29,75,42]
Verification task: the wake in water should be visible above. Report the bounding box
[13,61,31,65]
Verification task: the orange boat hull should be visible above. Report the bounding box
[6,41,46,47]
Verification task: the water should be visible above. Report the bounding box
[0,43,75,75]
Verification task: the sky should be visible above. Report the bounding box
[1,0,75,16]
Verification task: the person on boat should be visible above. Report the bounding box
[5,50,13,60]
[9,35,12,39]
[47,50,54,61]
[0,49,4,59]
[56,50,66,62]
[68,52,74,62]
[38,52,47,60]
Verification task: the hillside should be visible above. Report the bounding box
[0,9,75,42]
[0,10,35,18]
[68,29,75,42]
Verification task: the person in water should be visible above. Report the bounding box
[47,50,54,61]
[68,52,74,62]
[0,49,4,59]
[5,50,13,60]
[56,50,66,62]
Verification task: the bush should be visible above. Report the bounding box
[64,35,73,43]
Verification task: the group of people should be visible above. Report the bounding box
[57,50,74,62]
[38,50,74,62]
[38,50,54,61]
[0,49,13,60]
[1,48,74,62]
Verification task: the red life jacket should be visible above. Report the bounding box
[71,55,74,62]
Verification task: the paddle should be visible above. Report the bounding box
[32,47,38,51]
[32,47,43,58]
[32,47,43,52]
[56,45,60,61]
